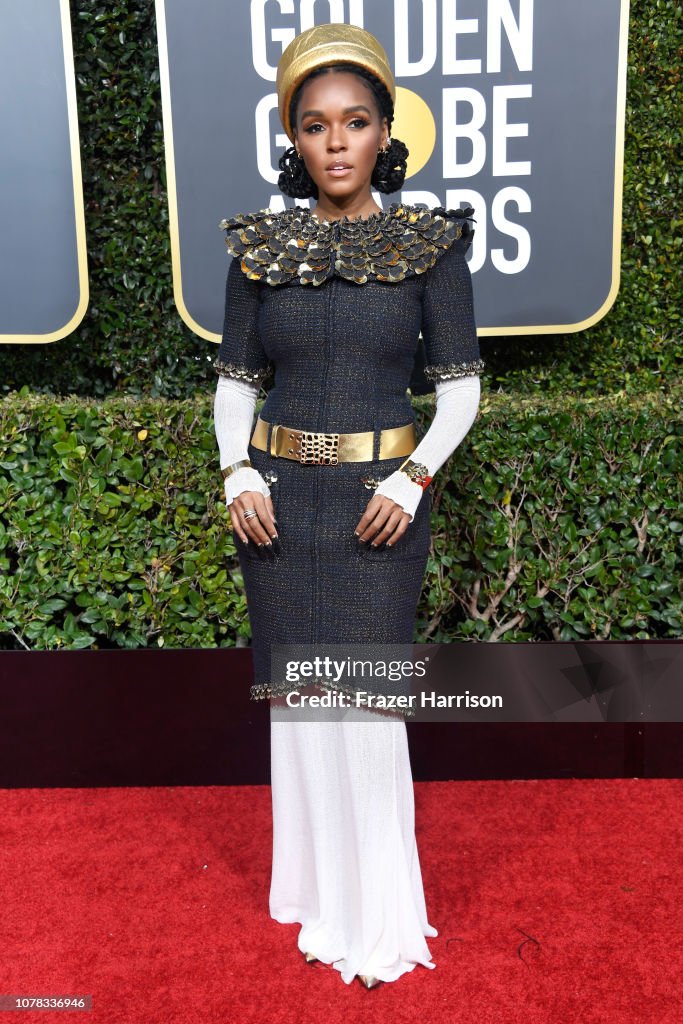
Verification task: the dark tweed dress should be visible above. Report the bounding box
[214,203,484,703]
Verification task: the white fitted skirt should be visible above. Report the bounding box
[268,702,438,985]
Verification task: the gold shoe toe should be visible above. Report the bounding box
[358,974,382,989]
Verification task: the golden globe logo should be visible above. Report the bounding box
[156,0,628,338]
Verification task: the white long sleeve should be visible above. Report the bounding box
[373,375,481,522]
[213,375,271,506]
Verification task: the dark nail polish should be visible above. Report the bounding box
[272,538,281,554]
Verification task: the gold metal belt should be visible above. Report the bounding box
[250,415,416,464]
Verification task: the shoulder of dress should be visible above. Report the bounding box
[219,207,281,233]
[427,206,475,255]
[218,203,475,287]
[218,207,307,286]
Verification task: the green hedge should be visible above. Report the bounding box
[1,4,680,652]
[0,0,681,399]
[1,389,680,651]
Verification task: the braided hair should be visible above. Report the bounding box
[278,63,409,199]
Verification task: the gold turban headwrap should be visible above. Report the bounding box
[276,23,395,144]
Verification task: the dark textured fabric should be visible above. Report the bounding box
[215,207,483,702]
[238,444,432,704]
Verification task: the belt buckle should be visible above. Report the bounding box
[288,429,339,465]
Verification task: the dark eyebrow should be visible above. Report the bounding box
[300,105,372,120]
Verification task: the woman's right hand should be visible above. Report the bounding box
[229,489,279,551]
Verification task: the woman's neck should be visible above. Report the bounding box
[311,198,383,222]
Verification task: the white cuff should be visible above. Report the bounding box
[224,467,271,507]
[374,471,424,522]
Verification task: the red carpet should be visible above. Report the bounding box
[0,779,680,1023]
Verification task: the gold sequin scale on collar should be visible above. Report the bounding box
[219,203,474,286]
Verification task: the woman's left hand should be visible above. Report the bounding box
[354,495,411,548]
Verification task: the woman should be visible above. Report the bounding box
[213,24,484,988]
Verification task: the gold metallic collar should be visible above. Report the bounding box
[219,203,474,286]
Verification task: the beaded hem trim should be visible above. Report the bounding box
[424,358,486,381]
[249,679,415,719]
[213,358,272,384]
[219,203,475,287]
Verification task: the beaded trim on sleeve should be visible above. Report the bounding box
[423,358,486,381]
[219,203,475,287]
[213,358,272,384]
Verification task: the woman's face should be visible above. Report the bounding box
[293,70,388,205]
